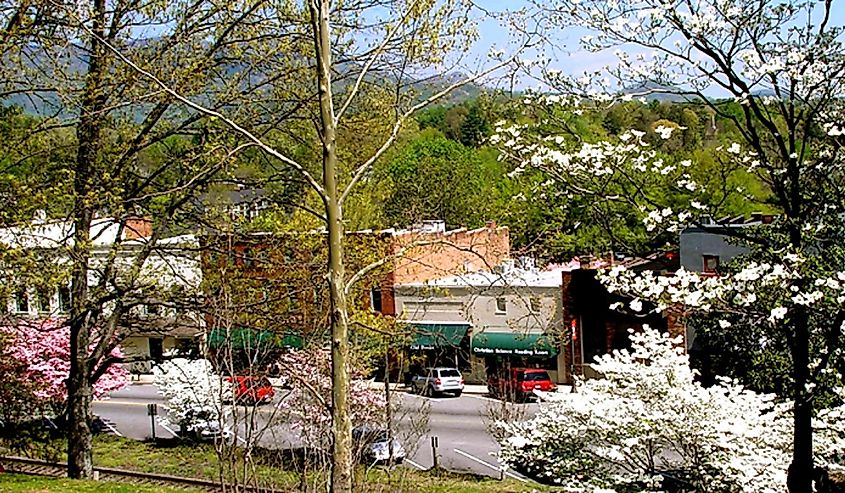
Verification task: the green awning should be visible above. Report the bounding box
[207,328,303,350]
[408,323,470,350]
[471,332,558,357]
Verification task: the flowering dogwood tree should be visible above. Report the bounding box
[497,326,845,492]
[275,348,386,451]
[494,0,845,490]
[0,319,128,410]
[154,358,225,436]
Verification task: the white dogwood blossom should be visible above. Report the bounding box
[154,358,225,433]
[496,326,845,491]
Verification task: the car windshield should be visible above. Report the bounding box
[438,369,460,378]
[521,371,550,381]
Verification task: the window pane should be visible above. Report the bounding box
[495,297,507,313]
[15,290,28,313]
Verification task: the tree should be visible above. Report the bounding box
[500,0,845,490]
[497,325,845,492]
[73,2,531,490]
[0,0,316,478]
[154,358,225,439]
[1,319,128,407]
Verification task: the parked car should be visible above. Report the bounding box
[226,376,275,405]
[487,368,556,401]
[410,367,464,397]
[181,408,232,442]
[352,426,405,464]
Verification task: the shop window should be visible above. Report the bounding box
[58,287,71,312]
[703,255,720,273]
[495,297,507,314]
[15,290,29,313]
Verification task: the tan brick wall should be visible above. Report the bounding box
[390,222,510,285]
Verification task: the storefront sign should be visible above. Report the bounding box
[472,346,553,357]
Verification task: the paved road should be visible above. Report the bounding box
[93,384,536,480]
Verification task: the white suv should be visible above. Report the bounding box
[411,367,464,397]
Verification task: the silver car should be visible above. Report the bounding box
[411,367,464,397]
[353,426,405,464]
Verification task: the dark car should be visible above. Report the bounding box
[487,368,556,401]
[226,376,275,405]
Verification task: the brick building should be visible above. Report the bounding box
[201,221,510,359]
[559,254,684,384]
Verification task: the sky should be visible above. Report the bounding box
[462,0,845,92]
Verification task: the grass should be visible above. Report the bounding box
[0,473,193,492]
[3,436,550,493]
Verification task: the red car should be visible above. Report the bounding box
[487,368,556,402]
[226,376,275,405]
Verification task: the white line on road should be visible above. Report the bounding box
[463,394,500,403]
[157,420,180,439]
[453,448,526,482]
[102,421,123,437]
[404,458,426,470]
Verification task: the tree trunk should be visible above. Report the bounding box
[66,345,93,478]
[67,0,108,479]
[788,306,813,493]
[309,1,352,491]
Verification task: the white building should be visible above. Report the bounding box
[0,215,203,373]
[395,259,567,384]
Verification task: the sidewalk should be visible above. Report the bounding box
[366,381,488,395]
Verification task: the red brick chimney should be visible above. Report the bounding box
[124,217,153,240]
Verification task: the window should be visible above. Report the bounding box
[144,303,161,316]
[703,255,720,273]
[370,288,383,313]
[15,290,29,313]
[58,287,71,312]
[530,296,542,313]
[37,289,51,313]
[495,297,507,314]
[243,248,254,268]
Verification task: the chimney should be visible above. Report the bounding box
[124,217,153,240]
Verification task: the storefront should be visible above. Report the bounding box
[470,331,561,383]
[206,327,303,373]
[406,322,471,379]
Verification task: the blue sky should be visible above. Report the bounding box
[465,0,845,91]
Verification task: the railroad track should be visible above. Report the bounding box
[0,455,288,492]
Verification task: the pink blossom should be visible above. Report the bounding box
[0,318,128,403]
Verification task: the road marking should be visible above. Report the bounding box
[102,420,123,437]
[157,419,180,438]
[404,458,426,470]
[453,448,527,482]
[464,394,500,403]
[93,399,156,407]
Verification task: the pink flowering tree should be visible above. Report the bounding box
[275,348,387,452]
[1,318,128,413]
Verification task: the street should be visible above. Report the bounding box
[93,383,537,480]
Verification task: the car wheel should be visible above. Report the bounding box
[453,390,462,397]
[425,385,435,397]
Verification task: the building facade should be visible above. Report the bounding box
[395,260,567,383]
